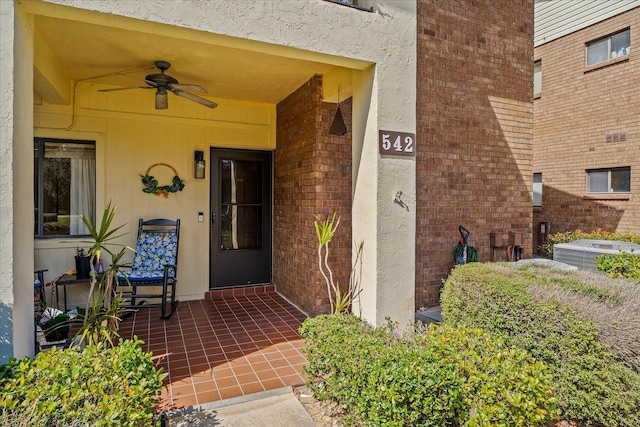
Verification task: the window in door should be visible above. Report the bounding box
[220,159,263,250]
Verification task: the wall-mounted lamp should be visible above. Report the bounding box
[394,190,409,211]
[329,85,348,136]
[194,151,205,179]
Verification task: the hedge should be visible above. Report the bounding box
[597,250,640,280]
[300,314,556,427]
[0,338,166,426]
[441,262,640,427]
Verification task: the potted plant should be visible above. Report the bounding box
[73,202,132,347]
[74,247,91,279]
[42,311,71,342]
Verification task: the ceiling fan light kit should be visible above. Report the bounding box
[155,87,168,110]
[100,60,218,110]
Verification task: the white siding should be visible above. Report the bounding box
[535,1,640,47]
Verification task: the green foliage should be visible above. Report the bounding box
[597,250,640,280]
[441,263,640,426]
[76,202,133,346]
[0,338,166,426]
[542,228,640,259]
[299,314,556,427]
[313,214,363,314]
[314,213,340,313]
[73,294,126,347]
[42,314,71,342]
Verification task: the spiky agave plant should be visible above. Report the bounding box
[314,213,339,313]
[74,202,133,346]
[314,213,364,314]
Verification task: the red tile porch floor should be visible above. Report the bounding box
[117,285,309,412]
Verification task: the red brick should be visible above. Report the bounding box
[274,76,352,316]
[533,8,640,250]
[415,0,534,308]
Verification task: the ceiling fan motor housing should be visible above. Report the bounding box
[145,73,178,87]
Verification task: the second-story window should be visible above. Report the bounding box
[586,29,630,66]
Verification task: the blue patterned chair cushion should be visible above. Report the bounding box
[120,231,178,282]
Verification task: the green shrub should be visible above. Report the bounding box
[597,250,640,280]
[300,314,556,427]
[441,263,640,426]
[542,228,640,259]
[0,338,166,426]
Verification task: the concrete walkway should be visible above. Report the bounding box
[164,387,315,426]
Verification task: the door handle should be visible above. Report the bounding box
[211,213,216,223]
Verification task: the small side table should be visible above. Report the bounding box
[53,274,92,312]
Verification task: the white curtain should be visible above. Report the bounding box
[231,160,238,249]
[70,158,96,235]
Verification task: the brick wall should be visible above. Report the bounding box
[533,7,640,250]
[273,75,352,316]
[416,0,535,308]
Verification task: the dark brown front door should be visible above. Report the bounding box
[210,149,272,288]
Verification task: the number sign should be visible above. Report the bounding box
[378,130,415,156]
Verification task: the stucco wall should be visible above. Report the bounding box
[1,3,36,362]
[0,0,17,364]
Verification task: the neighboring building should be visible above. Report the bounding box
[533,1,640,253]
[1,0,533,362]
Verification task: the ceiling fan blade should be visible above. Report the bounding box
[172,90,218,108]
[145,79,160,88]
[169,83,207,93]
[99,86,152,92]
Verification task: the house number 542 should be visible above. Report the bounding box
[378,130,416,157]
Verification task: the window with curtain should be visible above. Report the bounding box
[34,138,96,237]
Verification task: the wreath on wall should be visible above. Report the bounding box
[140,163,185,198]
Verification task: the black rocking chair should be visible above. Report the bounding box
[117,218,180,319]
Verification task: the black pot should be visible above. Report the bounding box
[43,314,70,342]
[75,256,91,279]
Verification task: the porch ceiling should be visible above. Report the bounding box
[30,6,355,107]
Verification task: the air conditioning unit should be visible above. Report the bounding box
[553,239,640,271]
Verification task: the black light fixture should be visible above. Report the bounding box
[329,85,348,136]
[194,151,205,179]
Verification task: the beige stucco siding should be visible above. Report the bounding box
[1,3,36,361]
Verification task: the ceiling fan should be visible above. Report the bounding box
[99,60,217,110]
